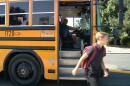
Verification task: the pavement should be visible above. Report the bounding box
[104,45,130,71]
[105,45,130,53]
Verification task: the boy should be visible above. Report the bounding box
[72,32,109,86]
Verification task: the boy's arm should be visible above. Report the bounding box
[101,59,109,77]
[101,60,106,71]
[72,53,88,76]
[75,53,88,69]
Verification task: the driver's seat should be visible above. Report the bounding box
[61,36,73,48]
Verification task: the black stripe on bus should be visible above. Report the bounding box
[0,37,55,41]
[0,26,55,30]
[0,46,55,50]
[48,69,55,73]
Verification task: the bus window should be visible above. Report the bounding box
[74,18,82,28]
[66,17,82,28]
[9,1,29,26]
[83,15,90,30]
[0,3,6,26]
[66,17,73,27]
[32,0,54,26]
[33,0,54,12]
[33,13,54,25]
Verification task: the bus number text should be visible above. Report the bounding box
[5,30,14,37]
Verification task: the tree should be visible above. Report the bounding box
[123,0,130,35]
[100,0,130,35]
[100,0,119,27]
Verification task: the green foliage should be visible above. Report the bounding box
[100,0,119,27]
[116,37,121,45]
[120,36,130,46]
[100,25,111,34]
[123,0,130,31]
[99,0,130,46]
[108,37,114,45]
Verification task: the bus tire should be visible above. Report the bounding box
[8,54,41,86]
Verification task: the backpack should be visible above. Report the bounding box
[81,43,106,69]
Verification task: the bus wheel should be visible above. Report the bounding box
[8,54,41,86]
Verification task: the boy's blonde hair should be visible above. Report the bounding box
[96,32,109,40]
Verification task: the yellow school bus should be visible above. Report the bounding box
[0,0,99,86]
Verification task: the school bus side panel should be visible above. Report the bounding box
[34,50,58,80]
[0,49,12,72]
[0,0,59,80]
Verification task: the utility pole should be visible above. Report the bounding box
[118,0,124,26]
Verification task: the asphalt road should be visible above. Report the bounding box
[0,72,88,86]
[1,72,130,86]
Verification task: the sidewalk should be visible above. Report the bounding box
[105,45,130,53]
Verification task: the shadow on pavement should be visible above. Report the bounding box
[100,72,130,86]
[36,77,87,86]
[0,72,130,86]
[0,71,4,79]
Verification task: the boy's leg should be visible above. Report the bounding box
[85,69,99,86]
[87,76,99,86]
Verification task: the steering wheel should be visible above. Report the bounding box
[72,26,84,37]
